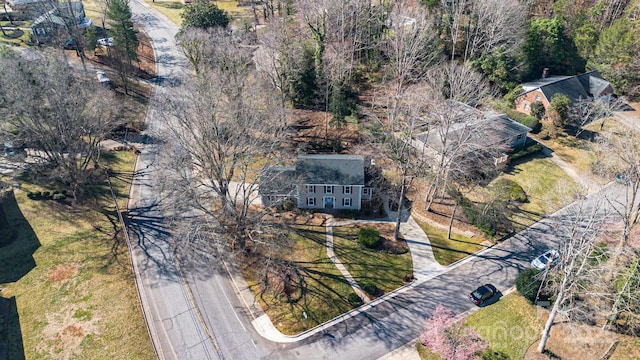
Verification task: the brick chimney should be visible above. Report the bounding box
[542,68,549,79]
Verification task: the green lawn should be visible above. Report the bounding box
[145,0,184,26]
[502,157,579,230]
[415,220,487,266]
[332,224,413,294]
[416,342,444,360]
[241,225,355,335]
[468,156,580,232]
[0,151,154,360]
[465,293,544,359]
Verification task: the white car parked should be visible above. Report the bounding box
[531,249,560,271]
[96,70,111,84]
[97,37,113,47]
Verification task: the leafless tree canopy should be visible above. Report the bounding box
[0,49,121,202]
[162,31,289,250]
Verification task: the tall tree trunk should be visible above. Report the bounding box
[538,274,567,352]
[448,203,457,239]
[393,176,407,242]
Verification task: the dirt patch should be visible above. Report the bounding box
[261,263,303,303]
[525,322,618,360]
[287,109,364,154]
[61,325,84,337]
[47,263,80,283]
[40,306,100,360]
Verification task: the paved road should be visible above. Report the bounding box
[125,2,627,359]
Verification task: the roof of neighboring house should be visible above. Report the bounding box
[296,154,365,185]
[416,112,531,152]
[7,0,47,7]
[577,71,611,98]
[519,71,612,104]
[31,1,86,27]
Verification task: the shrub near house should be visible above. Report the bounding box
[358,227,380,249]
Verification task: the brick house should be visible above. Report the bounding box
[514,71,615,115]
[259,154,373,210]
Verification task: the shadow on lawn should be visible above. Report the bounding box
[0,191,34,360]
[0,296,25,360]
[0,190,40,284]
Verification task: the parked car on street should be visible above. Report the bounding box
[468,284,497,306]
[531,249,560,271]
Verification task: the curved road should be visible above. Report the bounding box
[125,3,626,360]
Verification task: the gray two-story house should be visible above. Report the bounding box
[260,154,373,210]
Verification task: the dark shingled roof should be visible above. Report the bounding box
[258,166,297,195]
[296,154,365,185]
[417,114,531,152]
[521,71,612,104]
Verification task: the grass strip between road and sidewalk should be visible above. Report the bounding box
[465,293,544,359]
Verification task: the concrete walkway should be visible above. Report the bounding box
[247,201,446,343]
[325,218,372,303]
[382,195,445,283]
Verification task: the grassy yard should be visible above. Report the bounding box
[502,157,580,230]
[467,156,580,232]
[144,0,250,27]
[415,220,487,266]
[240,225,355,335]
[145,0,184,26]
[0,151,154,360]
[416,342,443,360]
[332,224,413,294]
[465,293,544,359]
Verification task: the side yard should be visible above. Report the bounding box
[0,151,154,360]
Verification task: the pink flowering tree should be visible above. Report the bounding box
[420,305,488,360]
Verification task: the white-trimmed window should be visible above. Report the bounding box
[343,186,351,194]
[524,103,529,110]
[307,197,315,206]
[306,185,315,193]
[363,188,370,196]
[535,95,541,101]
[325,185,333,194]
[343,198,352,207]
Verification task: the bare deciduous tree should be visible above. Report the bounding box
[537,200,608,352]
[161,33,288,251]
[568,97,625,138]
[420,62,495,211]
[254,18,306,106]
[462,0,526,61]
[0,52,121,202]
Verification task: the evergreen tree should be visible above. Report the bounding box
[107,0,138,63]
[180,0,230,32]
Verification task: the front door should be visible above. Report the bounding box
[323,197,335,209]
